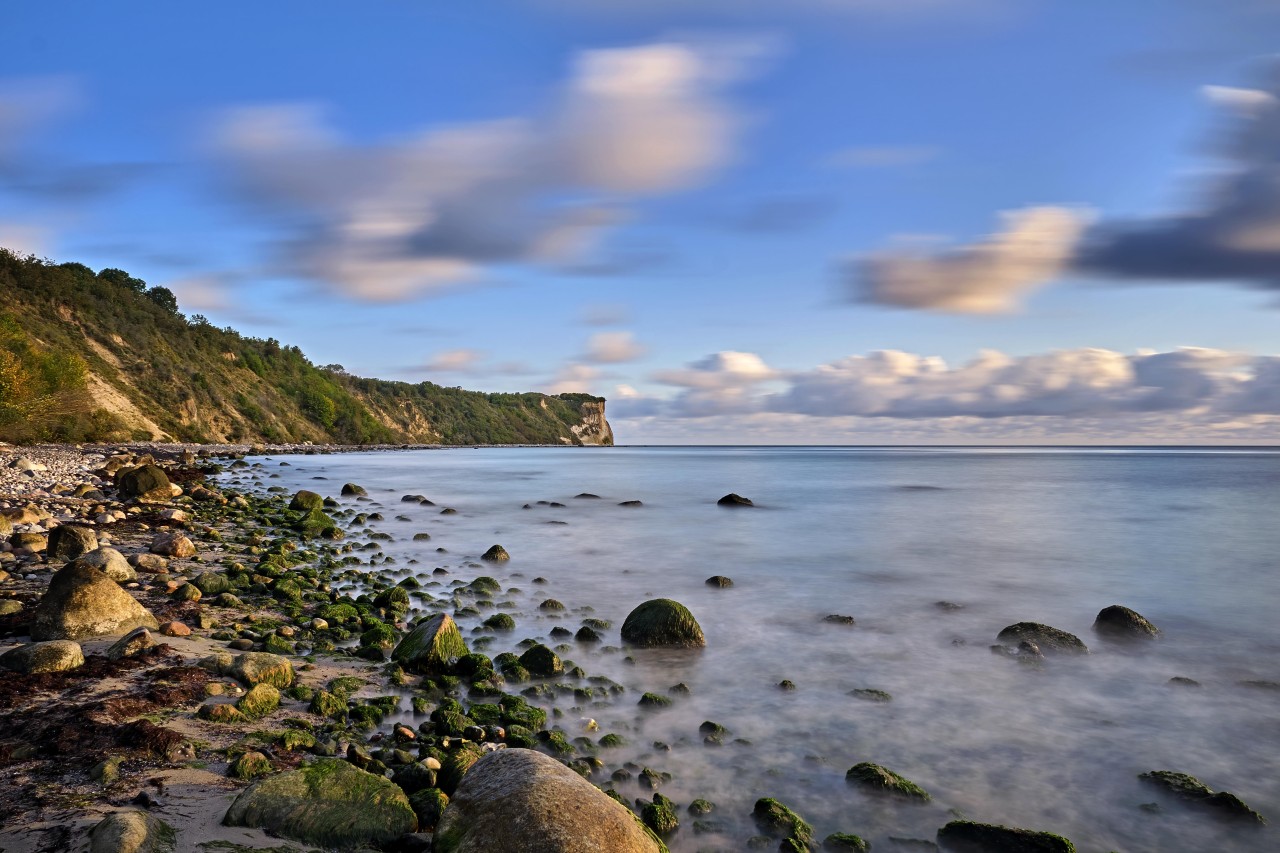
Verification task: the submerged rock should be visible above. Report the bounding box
[1093,604,1160,640]
[717,493,754,507]
[434,748,665,853]
[1139,770,1266,823]
[845,763,931,801]
[995,622,1088,655]
[705,575,733,588]
[30,562,158,641]
[481,545,510,562]
[223,758,417,847]
[0,640,84,674]
[341,483,368,496]
[288,490,324,511]
[621,599,705,649]
[89,810,176,853]
[393,613,468,674]
[937,820,1075,852]
[752,798,814,849]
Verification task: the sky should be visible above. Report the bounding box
[2,0,1280,443]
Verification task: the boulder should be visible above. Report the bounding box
[229,652,294,689]
[845,763,931,800]
[341,483,368,497]
[89,810,176,853]
[481,545,509,562]
[192,571,232,596]
[150,531,195,559]
[1139,770,1266,823]
[117,465,172,503]
[392,613,468,675]
[107,627,158,660]
[995,622,1088,655]
[621,599,705,649]
[223,758,416,848]
[717,493,753,507]
[30,563,158,641]
[130,553,170,574]
[289,490,324,511]
[47,525,98,561]
[74,547,136,582]
[936,820,1075,852]
[0,640,85,674]
[434,748,665,853]
[1093,605,1160,640]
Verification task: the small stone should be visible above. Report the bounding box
[717,493,754,507]
[705,576,733,588]
[160,620,192,637]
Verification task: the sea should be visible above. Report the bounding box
[229,446,1280,851]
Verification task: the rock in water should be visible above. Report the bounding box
[116,465,172,503]
[30,562,159,641]
[74,547,136,582]
[89,810,176,853]
[995,622,1088,655]
[1093,604,1160,640]
[289,490,324,511]
[0,640,85,674]
[480,544,510,562]
[1139,770,1266,823]
[223,758,417,848]
[393,613,468,674]
[717,493,753,507]
[845,763,931,801]
[621,599,705,648]
[46,524,98,561]
[434,748,664,853]
[937,820,1075,852]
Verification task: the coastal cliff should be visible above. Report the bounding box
[0,249,613,446]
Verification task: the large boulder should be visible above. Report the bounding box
[393,613,468,674]
[0,640,85,674]
[30,563,158,641]
[223,758,416,848]
[74,547,136,583]
[89,810,176,853]
[289,490,324,511]
[434,748,665,853]
[621,599,705,649]
[995,622,1088,655]
[47,525,98,561]
[229,652,294,689]
[1093,605,1159,640]
[117,465,172,503]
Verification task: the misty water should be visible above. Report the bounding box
[235,446,1280,851]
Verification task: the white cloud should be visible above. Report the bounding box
[850,206,1090,313]
[546,363,601,395]
[585,331,646,363]
[423,349,485,374]
[212,40,755,302]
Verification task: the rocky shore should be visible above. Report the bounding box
[0,444,1268,853]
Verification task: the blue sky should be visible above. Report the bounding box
[2,1,1280,442]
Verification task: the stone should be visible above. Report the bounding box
[434,748,664,853]
[0,599,20,615]
[75,547,136,582]
[117,465,172,503]
[995,622,1088,655]
[0,640,85,674]
[30,562,158,641]
[229,652,294,689]
[936,820,1075,852]
[289,490,324,511]
[1139,770,1266,823]
[192,571,232,596]
[159,621,191,637]
[229,751,272,780]
[47,524,98,561]
[89,810,176,853]
[392,613,468,675]
[341,483,368,497]
[481,545,509,562]
[717,493,753,507]
[621,599,705,649]
[107,627,158,660]
[1093,604,1160,640]
[704,575,733,588]
[150,531,196,559]
[171,583,201,602]
[751,798,814,849]
[845,763,931,800]
[519,644,563,677]
[223,758,417,848]
[130,554,169,573]
[236,683,281,720]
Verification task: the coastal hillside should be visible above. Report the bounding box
[0,249,613,446]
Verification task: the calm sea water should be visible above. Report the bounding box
[234,446,1280,851]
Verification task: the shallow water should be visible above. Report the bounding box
[233,446,1280,851]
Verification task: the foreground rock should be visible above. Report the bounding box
[621,599,705,648]
[995,622,1088,655]
[937,820,1075,852]
[393,613,468,674]
[223,757,416,848]
[30,562,159,641]
[434,748,664,853]
[1093,605,1160,640]
[0,640,84,674]
[89,810,176,853]
[74,547,136,582]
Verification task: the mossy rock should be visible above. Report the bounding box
[360,621,398,650]
[641,792,680,835]
[117,464,172,501]
[410,787,449,831]
[519,644,563,677]
[621,599,705,649]
[230,750,273,780]
[1139,770,1266,823]
[198,702,248,724]
[638,692,672,708]
[237,684,281,720]
[375,585,411,614]
[294,507,342,540]
[752,798,814,848]
[230,652,294,689]
[193,571,233,597]
[483,613,516,631]
[1093,605,1160,640]
[340,483,368,497]
[393,613,468,675]
[439,743,485,795]
[936,820,1075,852]
[481,545,510,562]
[289,490,324,511]
[222,758,417,847]
[822,833,868,852]
[845,762,930,801]
[995,622,1088,655]
[89,810,176,853]
[318,602,359,625]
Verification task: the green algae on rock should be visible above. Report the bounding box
[393,612,468,674]
[89,810,175,853]
[845,762,931,801]
[936,819,1075,852]
[995,622,1088,655]
[751,797,814,849]
[1093,604,1160,640]
[1139,770,1267,823]
[621,599,705,649]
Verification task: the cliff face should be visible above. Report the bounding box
[0,249,615,446]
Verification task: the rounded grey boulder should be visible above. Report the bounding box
[1093,604,1160,640]
[435,748,664,853]
[74,547,136,583]
[0,640,84,674]
[621,598,705,649]
[30,562,158,641]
